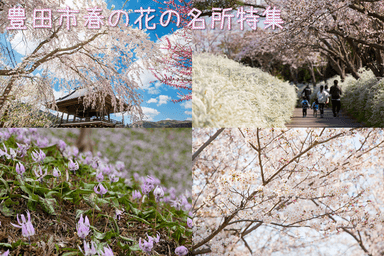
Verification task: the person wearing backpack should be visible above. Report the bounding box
[311,99,319,117]
[301,84,312,101]
[317,85,329,118]
[330,80,342,117]
[301,97,310,117]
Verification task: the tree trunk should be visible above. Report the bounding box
[328,56,346,81]
[76,128,94,153]
[308,61,317,87]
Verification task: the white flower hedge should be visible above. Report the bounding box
[339,69,384,126]
[193,53,297,127]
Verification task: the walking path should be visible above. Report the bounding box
[286,108,362,128]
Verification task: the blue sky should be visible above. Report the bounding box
[6,0,191,124]
[107,0,192,123]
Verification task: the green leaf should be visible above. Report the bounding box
[53,181,71,195]
[119,235,135,242]
[0,204,14,216]
[0,189,8,198]
[0,243,12,248]
[4,198,19,207]
[111,198,119,208]
[11,239,29,249]
[129,243,141,251]
[129,204,140,215]
[127,214,150,225]
[0,164,10,171]
[61,252,79,256]
[93,230,106,240]
[46,190,59,198]
[140,209,155,219]
[43,156,56,164]
[19,185,32,197]
[0,178,9,192]
[39,196,56,215]
[83,195,101,211]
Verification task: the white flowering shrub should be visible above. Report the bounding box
[338,69,384,126]
[193,53,297,127]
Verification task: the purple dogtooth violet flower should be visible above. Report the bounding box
[187,218,193,228]
[53,167,61,178]
[144,175,158,187]
[115,161,125,171]
[132,190,142,200]
[96,171,104,182]
[109,173,119,183]
[153,186,164,202]
[31,149,46,164]
[94,183,108,196]
[9,147,17,160]
[34,165,47,182]
[141,183,153,195]
[147,232,160,244]
[79,241,97,256]
[115,208,124,221]
[11,211,35,243]
[0,144,10,159]
[16,162,25,176]
[0,249,9,256]
[175,246,188,256]
[100,164,112,175]
[139,236,154,254]
[171,199,182,210]
[68,158,79,172]
[181,196,192,211]
[90,159,99,169]
[99,245,114,256]
[76,214,90,240]
[133,172,140,181]
[16,142,29,157]
[58,140,66,152]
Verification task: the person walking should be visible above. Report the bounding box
[330,80,342,117]
[301,97,310,117]
[301,84,312,101]
[317,85,329,118]
[324,84,330,108]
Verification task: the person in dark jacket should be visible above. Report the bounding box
[330,80,342,117]
[301,84,312,101]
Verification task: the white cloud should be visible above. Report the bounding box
[185,111,192,115]
[54,88,68,100]
[157,95,171,106]
[11,32,39,56]
[148,86,160,95]
[147,98,158,104]
[186,117,192,121]
[181,100,192,109]
[142,107,160,121]
[165,118,171,120]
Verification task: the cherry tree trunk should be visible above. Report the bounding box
[76,128,94,153]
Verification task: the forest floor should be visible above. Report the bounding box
[286,107,362,128]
